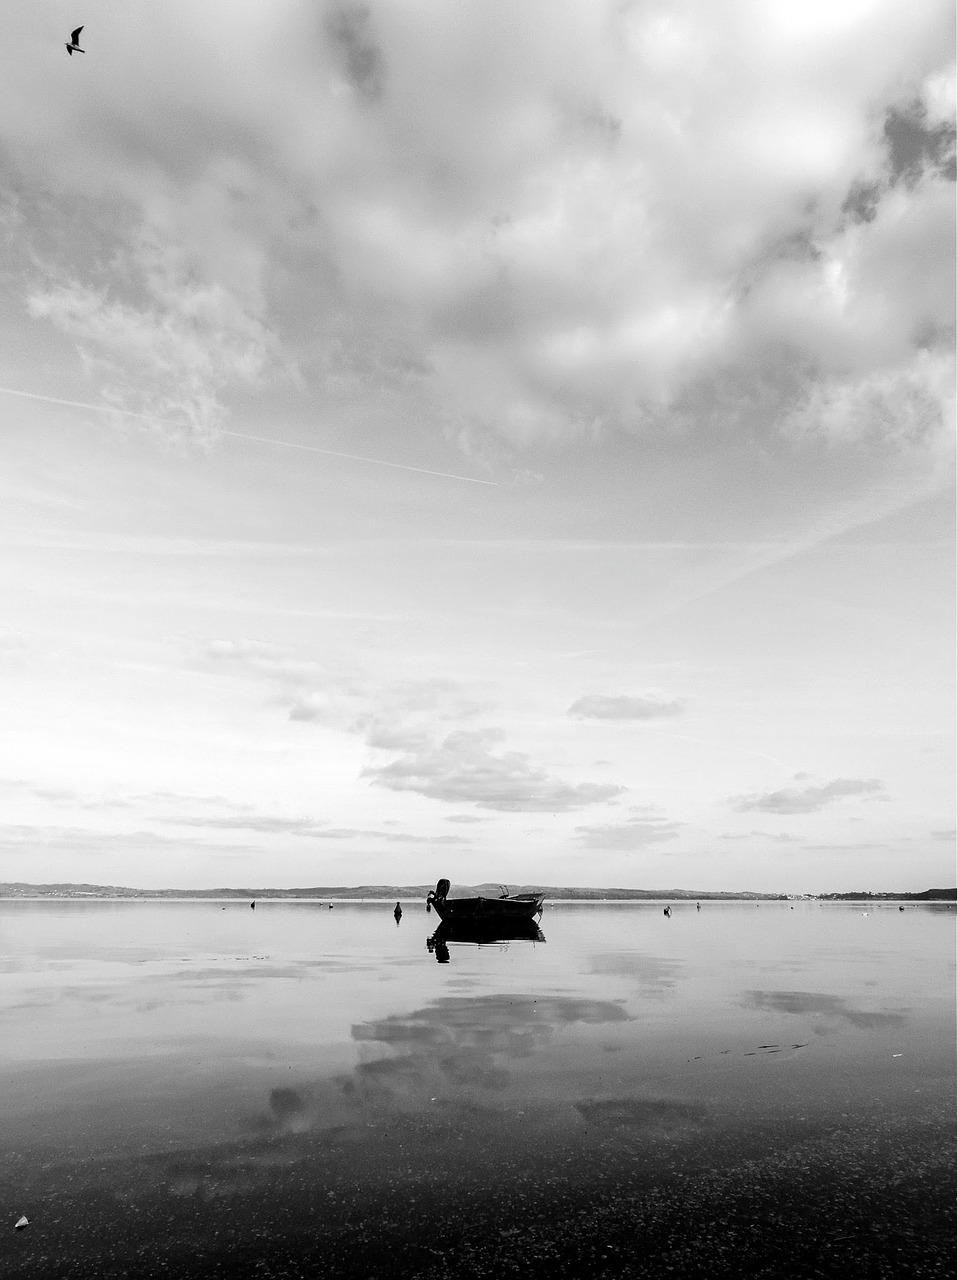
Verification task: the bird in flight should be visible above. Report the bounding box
[65,26,85,55]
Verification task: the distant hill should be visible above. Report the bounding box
[817,888,957,901]
[0,880,784,900]
[3,881,952,901]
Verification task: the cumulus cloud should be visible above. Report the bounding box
[568,693,682,720]
[3,1,951,485]
[365,728,624,811]
[733,776,885,815]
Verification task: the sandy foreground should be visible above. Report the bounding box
[4,1086,954,1279]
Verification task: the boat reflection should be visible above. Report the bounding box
[426,917,546,963]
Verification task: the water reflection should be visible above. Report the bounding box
[588,949,683,996]
[426,918,546,962]
[346,991,630,1110]
[744,989,909,1030]
[0,900,952,1167]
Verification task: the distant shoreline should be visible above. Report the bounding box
[1,882,954,902]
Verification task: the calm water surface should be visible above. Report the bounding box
[2,899,954,1276]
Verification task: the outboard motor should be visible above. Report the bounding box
[426,878,450,913]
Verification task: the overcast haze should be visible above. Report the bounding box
[1,1,954,892]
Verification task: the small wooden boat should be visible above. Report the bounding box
[425,878,544,923]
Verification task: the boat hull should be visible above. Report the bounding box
[429,893,544,923]
[425,878,544,924]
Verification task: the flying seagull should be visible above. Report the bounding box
[66,26,85,55]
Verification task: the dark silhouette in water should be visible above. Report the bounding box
[250,901,255,910]
[663,906,672,917]
[429,936,450,963]
[427,917,545,961]
[394,901,402,922]
[425,877,544,922]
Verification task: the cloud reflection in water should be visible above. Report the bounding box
[744,990,909,1031]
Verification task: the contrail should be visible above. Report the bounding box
[0,385,497,486]
[214,426,498,485]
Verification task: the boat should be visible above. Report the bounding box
[425,878,544,923]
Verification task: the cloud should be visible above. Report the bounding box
[25,230,292,439]
[202,643,576,821]
[568,693,683,720]
[365,728,624,811]
[575,807,683,849]
[202,643,490,748]
[1,776,134,810]
[325,4,386,101]
[162,813,470,845]
[3,0,951,497]
[883,98,956,187]
[201,638,364,727]
[734,776,885,814]
[800,842,888,853]
[0,824,256,856]
[720,830,800,844]
[164,814,330,836]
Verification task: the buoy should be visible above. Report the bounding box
[15,1216,28,1230]
[250,901,255,910]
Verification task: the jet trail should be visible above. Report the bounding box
[0,386,497,485]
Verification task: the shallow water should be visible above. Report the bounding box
[2,898,954,1276]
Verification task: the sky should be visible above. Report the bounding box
[1,1,954,893]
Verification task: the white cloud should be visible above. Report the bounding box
[568,693,683,720]
[575,807,684,849]
[734,777,886,815]
[365,728,624,811]
[26,231,290,437]
[2,2,951,477]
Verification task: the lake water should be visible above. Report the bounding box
[2,899,954,1278]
